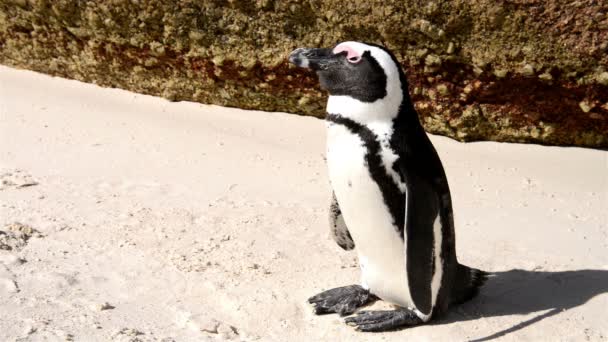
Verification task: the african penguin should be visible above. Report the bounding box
[289,42,487,332]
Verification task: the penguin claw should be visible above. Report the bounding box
[308,285,376,316]
[343,309,423,332]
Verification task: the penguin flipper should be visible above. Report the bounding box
[400,162,441,318]
[329,192,355,250]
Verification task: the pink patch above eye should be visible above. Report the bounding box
[333,44,361,62]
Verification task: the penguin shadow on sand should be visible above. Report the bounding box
[439,269,608,341]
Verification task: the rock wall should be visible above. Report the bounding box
[1,0,606,147]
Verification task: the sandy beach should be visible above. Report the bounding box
[1,65,607,341]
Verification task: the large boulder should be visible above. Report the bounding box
[1,0,606,147]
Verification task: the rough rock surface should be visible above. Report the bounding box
[1,0,606,147]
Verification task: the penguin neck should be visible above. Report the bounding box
[326,96,397,125]
[326,88,421,132]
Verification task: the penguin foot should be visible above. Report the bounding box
[308,285,377,316]
[344,309,422,332]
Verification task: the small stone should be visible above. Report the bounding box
[493,69,508,78]
[579,100,594,113]
[597,72,608,86]
[538,72,553,81]
[426,2,438,15]
[212,55,225,66]
[530,127,540,138]
[94,302,115,311]
[149,41,165,55]
[436,84,449,96]
[414,48,428,59]
[425,54,441,66]
[297,96,310,106]
[520,64,535,76]
[188,30,204,41]
[446,41,455,54]
[472,56,488,69]
[113,328,144,339]
[1,222,40,251]
[424,66,437,74]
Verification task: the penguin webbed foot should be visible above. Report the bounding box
[308,285,377,316]
[344,309,423,332]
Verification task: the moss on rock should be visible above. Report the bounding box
[1,0,606,147]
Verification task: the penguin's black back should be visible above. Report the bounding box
[373,43,487,316]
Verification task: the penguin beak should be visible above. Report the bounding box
[288,48,337,71]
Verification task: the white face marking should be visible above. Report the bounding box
[327,42,404,124]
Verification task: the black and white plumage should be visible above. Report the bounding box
[289,42,487,331]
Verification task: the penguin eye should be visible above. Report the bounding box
[347,56,361,64]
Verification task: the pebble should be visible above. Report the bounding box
[93,302,115,311]
[424,54,441,66]
[579,100,594,113]
[538,72,553,81]
[446,41,455,54]
[494,69,508,78]
[596,71,608,86]
[113,327,144,341]
[520,64,535,76]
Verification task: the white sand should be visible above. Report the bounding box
[1,65,607,342]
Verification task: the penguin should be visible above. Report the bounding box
[288,42,487,332]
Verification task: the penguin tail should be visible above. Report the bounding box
[450,263,489,305]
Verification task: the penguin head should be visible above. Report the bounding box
[289,42,408,120]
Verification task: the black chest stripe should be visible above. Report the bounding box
[327,113,405,233]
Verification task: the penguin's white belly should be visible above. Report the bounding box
[326,124,413,308]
